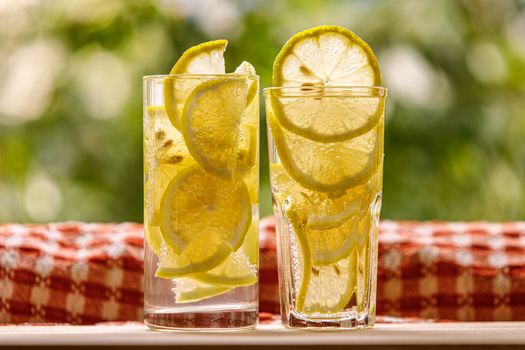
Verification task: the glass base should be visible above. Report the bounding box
[283,311,374,330]
[144,306,258,331]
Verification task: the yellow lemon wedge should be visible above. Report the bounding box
[234,61,258,107]
[164,40,227,130]
[174,278,233,303]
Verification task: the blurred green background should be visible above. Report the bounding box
[0,0,524,223]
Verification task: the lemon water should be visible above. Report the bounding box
[143,71,259,330]
[267,87,385,329]
[266,24,387,330]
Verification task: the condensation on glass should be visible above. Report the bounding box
[266,86,386,329]
[143,74,259,330]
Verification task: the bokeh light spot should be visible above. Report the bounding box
[0,38,65,125]
[24,171,63,222]
[466,41,507,83]
[73,48,131,120]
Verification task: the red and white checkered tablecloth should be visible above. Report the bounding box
[1,219,525,324]
[0,223,143,324]
[375,220,525,321]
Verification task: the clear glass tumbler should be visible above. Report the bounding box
[143,74,259,330]
[265,86,386,329]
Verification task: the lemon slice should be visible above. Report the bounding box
[144,106,195,256]
[156,165,251,278]
[192,220,258,286]
[275,169,375,312]
[306,216,368,266]
[146,106,194,168]
[285,204,312,312]
[270,163,379,230]
[146,105,195,234]
[290,206,370,266]
[305,179,378,230]
[235,62,259,127]
[147,219,258,287]
[355,214,373,313]
[268,89,384,142]
[174,278,233,303]
[307,199,366,230]
[238,123,258,172]
[171,40,227,74]
[238,123,258,204]
[238,124,259,204]
[287,203,360,314]
[273,25,380,87]
[301,250,358,314]
[268,113,382,195]
[234,61,258,107]
[243,164,258,204]
[164,40,227,130]
[271,163,377,265]
[181,78,250,180]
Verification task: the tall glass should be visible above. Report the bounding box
[143,74,259,330]
[265,86,386,329]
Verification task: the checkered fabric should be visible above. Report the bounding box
[1,219,525,324]
[377,220,525,321]
[0,223,143,324]
[259,217,525,321]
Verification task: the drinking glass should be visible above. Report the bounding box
[265,86,386,329]
[143,74,259,330]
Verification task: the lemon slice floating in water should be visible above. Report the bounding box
[268,88,384,142]
[156,165,251,278]
[268,113,382,195]
[192,220,258,287]
[180,78,252,180]
[174,278,233,303]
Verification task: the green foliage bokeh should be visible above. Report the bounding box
[0,0,524,223]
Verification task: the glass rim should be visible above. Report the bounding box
[264,85,387,97]
[143,73,259,80]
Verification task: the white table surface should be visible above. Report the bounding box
[1,322,525,349]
